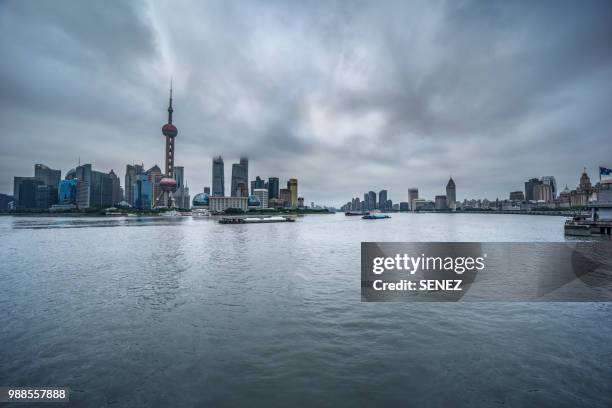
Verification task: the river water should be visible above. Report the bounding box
[0,213,610,407]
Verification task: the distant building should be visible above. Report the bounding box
[288,178,298,207]
[192,192,209,208]
[58,179,78,205]
[297,196,304,208]
[524,178,542,201]
[203,187,211,195]
[34,164,61,188]
[533,183,553,203]
[125,164,144,206]
[279,188,291,207]
[146,165,162,205]
[399,202,409,211]
[212,156,225,197]
[0,193,13,211]
[253,188,269,209]
[408,188,419,211]
[231,157,249,197]
[569,168,595,208]
[133,174,153,209]
[379,190,388,210]
[268,177,279,199]
[109,169,122,205]
[209,196,248,212]
[446,177,456,210]
[251,176,266,193]
[541,176,557,199]
[13,177,43,209]
[173,166,190,209]
[413,199,434,211]
[367,191,377,210]
[435,195,448,210]
[509,191,525,201]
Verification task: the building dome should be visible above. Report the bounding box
[160,177,177,191]
[192,192,209,207]
[248,195,261,207]
[162,123,178,138]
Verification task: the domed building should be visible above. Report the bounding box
[192,192,209,208]
[248,195,261,208]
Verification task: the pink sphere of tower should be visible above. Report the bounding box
[160,177,177,192]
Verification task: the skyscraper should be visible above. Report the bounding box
[251,176,265,192]
[267,177,279,199]
[253,188,269,209]
[109,169,122,205]
[524,178,542,201]
[34,164,61,188]
[288,178,298,207]
[125,164,144,206]
[173,166,190,209]
[541,176,557,199]
[408,188,418,211]
[446,177,456,210]
[231,157,249,197]
[212,156,224,197]
[379,190,388,211]
[368,191,377,210]
[134,174,153,209]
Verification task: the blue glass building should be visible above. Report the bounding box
[134,174,152,209]
[192,192,209,207]
[58,179,78,204]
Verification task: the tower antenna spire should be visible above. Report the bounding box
[167,77,174,124]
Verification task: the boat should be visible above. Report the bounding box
[219,216,296,224]
[345,211,369,216]
[192,208,211,217]
[160,209,181,217]
[564,178,612,236]
[362,213,391,220]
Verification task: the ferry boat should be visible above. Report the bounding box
[362,213,391,220]
[345,211,369,216]
[219,216,295,224]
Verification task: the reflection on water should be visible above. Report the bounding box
[1,213,611,407]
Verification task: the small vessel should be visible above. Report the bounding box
[192,208,211,217]
[345,211,369,216]
[219,216,295,224]
[362,213,391,220]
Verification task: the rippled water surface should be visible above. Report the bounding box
[1,214,611,407]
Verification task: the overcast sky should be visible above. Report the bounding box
[1,0,611,205]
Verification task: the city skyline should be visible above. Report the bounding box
[1,1,611,204]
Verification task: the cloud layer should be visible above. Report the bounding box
[1,0,611,205]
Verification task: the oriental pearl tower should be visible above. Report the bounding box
[157,80,179,208]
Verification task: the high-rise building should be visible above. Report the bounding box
[399,202,409,211]
[379,190,388,211]
[212,156,225,197]
[134,174,153,209]
[109,169,122,205]
[58,179,78,205]
[446,178,456,210]
[267,177,279,199]
[288,178,298,207]
[157,81,179,207]
[435,195,448,210]
[0,194,12,211]
[368,191,377,210]
[34,164,61,188]
[125,164,144,206]
[231,158,249,197]
[540,176,557,199]
[146,165,162,205]
[173,166,191,209]
[297,197,304,208]
[253,188,269,209]
[408,188,419,211]
[13,177,43,209]
[509,191,525,201]
[251,176,265,193]
[534,183,553,203]
[524,178,542,201]
[279,188,291,207]
[203,187,211,195]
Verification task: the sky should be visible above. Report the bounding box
[1,0,611,206]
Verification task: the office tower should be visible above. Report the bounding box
[146,165,162,205]
[231,158,249,197]
[134,174,153,209]
[267,177,279,199]
[368,191,377,210]
[109,169,122,205]
[379,190,388,211]
[212,156,225,197]
[75,179,90,208]
[58,179,78,204]
[204,187,211,195]
[446,177,456,210]
[173,166,190,208]
[157,82,179,207]
[297,197,304,208]
[534,183,553,202]
[251,176,265,192]
[435,195,448,210]
[13,177,44,209]
[0,194,12,211]
[509,191,525,201]
[34,164,61,188]
[399,202,409,211]
[524,178,542,201]
[408,188,418,211]
[253,188,269,209]
[288,178,298,207]
[279,188,291,207]
[386,199,392,210]
[125,164,144,206]
[541,176,557,199]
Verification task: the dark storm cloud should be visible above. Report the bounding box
[1,0,611,205]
